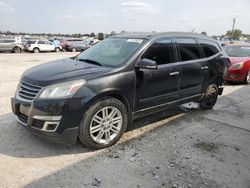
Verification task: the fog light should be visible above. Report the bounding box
[46,123,59,131]
[43,121,60,132]
[32,115,61,132]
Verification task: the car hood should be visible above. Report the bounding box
[229,57,250,65]
[21,58,112,86]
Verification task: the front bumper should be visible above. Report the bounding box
[11,97,84,144]
[224,69,246,82]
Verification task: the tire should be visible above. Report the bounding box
[78,97,128,149]
[55,47,60,52]
[33,48,40,53]
[13,47,21,53]
[200,84,219,109]
[244,70,250,84]
[72,48,77,52]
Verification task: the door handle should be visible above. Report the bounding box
[169,71,180,76]
[201,66,208,70]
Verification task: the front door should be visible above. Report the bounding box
[45,41,55,51]
[135,38,181,111]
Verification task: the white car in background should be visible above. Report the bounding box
[25,39,61,53]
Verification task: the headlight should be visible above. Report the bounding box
[229,62,244,70]
[38,79,86,99]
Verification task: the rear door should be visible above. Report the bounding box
[135,38,181,110]
[37,41,46,51]
[175,38,206,98]
[2,39,15,51]
[197,39,222,87]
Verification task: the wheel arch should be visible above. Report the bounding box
[12,46,20,51]
[209,75,223,86]
[33,47,40,52]
[82,89,132,124]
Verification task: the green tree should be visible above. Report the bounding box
[226,29,242,38]
[90,32,95,37]
[97,33,104,40]
[201,31,207,35]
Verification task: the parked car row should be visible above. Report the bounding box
[0,37,99,53]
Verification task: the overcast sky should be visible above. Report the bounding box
[0,0,250,35]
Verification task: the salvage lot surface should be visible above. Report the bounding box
[0,53,249,188]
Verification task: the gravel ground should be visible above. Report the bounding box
[0,53,249,188]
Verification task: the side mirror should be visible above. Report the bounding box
[137,58,158,70]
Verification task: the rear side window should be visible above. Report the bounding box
[198,39,220,57]
[4,39,15,43]
[29,41,36,44]
[38,41,45,44]
[176,38,201,61]
[142,39,175,65]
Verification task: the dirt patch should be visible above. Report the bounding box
[193,142,219,152]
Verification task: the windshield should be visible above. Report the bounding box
[224,46,250,57]
[76,37,146,67]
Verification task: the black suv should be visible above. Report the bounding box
[11,32,229,149]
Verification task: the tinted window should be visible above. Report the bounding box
[4,39,15,43]
[198,39,220,57]
[29,41,36,44]
[142,39,175,65]
[176,38,201,61]
[38,41,45,44]
[45,41,52,45]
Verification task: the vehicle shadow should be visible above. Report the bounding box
[0,113,91,158]
[0,107,189,159]
[127,107,188,132]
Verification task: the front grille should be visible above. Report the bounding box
[18,81,42,101]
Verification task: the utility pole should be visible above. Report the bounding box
[231,18,236,38]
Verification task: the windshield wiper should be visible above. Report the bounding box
[77,58,103,66]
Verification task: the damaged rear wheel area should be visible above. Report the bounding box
[200,84,219,109]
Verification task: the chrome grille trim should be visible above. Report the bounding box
[17,81,42,101]
[20,84,40,92]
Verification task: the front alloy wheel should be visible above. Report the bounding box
[78,97,128,149]
[90,106,123,144]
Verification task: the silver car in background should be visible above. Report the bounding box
[0,37,24,53]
